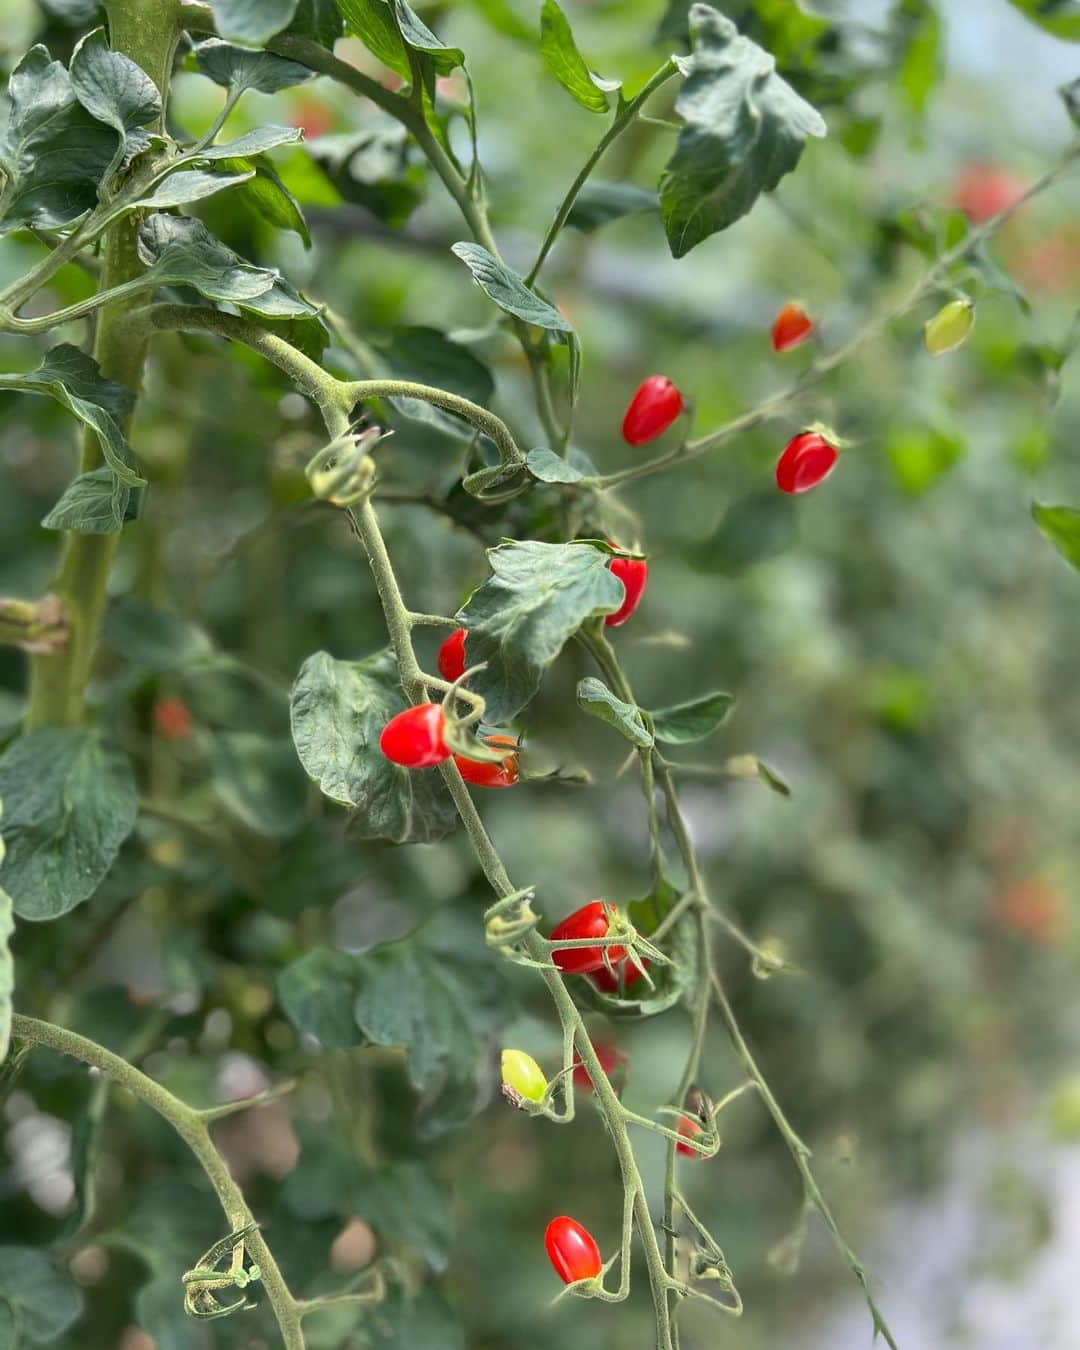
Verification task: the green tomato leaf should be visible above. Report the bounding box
[194,37,314,94]
[104,596,213,671]
[382,326,494,407]
[41,466,135,535]
[391,0,465,73]
[211,732,309,838]
[577,677,653,748]
[139,166,255,208]
[69,27,161,179]
[0,344,142,488]
[525,447,589,483]
[0,804,12,1067]
[0,729,138,921]
[371,1288,465,1348]
[184,126,306,159]
[278,948,366,1049]
[566,180,659,232]
[213,155,311,245]
[136,213,318,317]
[352,910,509,1135]
[649,690,734,744]
[1033,502,1080,571]
[658,5,827,258]
[450,242,573,332]
[540,0,620,114]
[0,1247,82,1343]
[308,128,425,227]
[290,648,457,844]
[337,0,463,78]
[892,0,943,121]
[0,45,117,234]
[210,0,301,45]
[457,541,624,723]
[1006,0,1080,39]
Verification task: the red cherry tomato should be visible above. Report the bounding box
[771,301,814,353]
[621,376,684,446]
[591,956,649,994]
[549,901,626,974]
[437,627,467,682]
[379,703,451,767]
[606,553,648,628]
[572,1039,625,1094]
[453,734,520,788]
[153,696,193,742]
[952,161,1024,225]
[676,1115,705,1158]
[775,431,838,495]
[545,1216,602,1284]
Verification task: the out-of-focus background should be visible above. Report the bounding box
[1,1,1079,1347]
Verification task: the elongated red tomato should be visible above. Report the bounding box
[606,554,648,628]
[591,955,649,994]
[549,901,625,974]
[775,431,838,495]
[454,734,520,788]
[572,1039,625,1094]
[676,1115,705,1158]
[621,376,684,446]
[545,1216,602,1284]
[154,696,192,742]
[379,703,451,767]
[437,627,467,682]
[771,301,814,353]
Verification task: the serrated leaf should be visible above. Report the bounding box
[41,466,133,535]
[451,242,573,332]
[290,648,457,844]
[194,37,314,95]
[185,126,306,159]
[69,27,161,178]
[0,344,142,488]
[577,677,653,747]
[658,5,827,258]
[104,596,213,671]
[136,213,317,317]
[566,180,659,232]
[456,541,624,722]
[278,948,366,1049]
[352,910,508,1135]
[0,729,137,921]
[0,1247,82,1343]
[0,45,117,234]
[210,0,301,45]
[308,127,425,227]
[540,0,620,113]
[1006,0,1080,40]
[650,690,734,744]
[1033,502,1080,571]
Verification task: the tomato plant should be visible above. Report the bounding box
[0,2,1076,1349]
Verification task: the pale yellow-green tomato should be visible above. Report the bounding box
[501,1049,548,1104]
[924,299,975,356]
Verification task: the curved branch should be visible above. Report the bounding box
[11,1014,305,1350]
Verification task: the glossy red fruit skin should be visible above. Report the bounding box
[606,555,648,628]
[545,1216,602,1284]
[775,431,838,495]
[676,1116,704,1158]
[549,901,626,974]
[621,376,684,446]
[591,956,649,994]
[379,703,451,767]
[573,1040,623,1094]
[454,735,520,788]
[437,627,467,682]
[771,301,814,353]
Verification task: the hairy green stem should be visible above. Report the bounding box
[25,0,183,729]
[12,1014,305,1350]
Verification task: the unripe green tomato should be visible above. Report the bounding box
[924,299,975,356]
[501,1049,548,1104]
